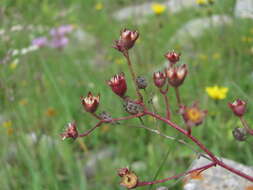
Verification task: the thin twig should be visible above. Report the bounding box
[78,112,145,137]
[124,51,143,102]
[174,87,181,106]
[144,110,253,182]
[160,86,171,119]
[240,117,253,136]
[136,162,216,187]
[135,125,212,161]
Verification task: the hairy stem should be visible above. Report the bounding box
[124,51,143,102]
[174,87,181,106]
[145,110,253,182]
[78,113,145,137]
[160,87,171,120]
[240,117,253,136]
[135,125,212,161]
[137,162,216,187]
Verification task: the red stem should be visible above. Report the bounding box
[174,87,181,106]
[240,117,253,136]
[144,110,253,182]
[137,162,216,187]
[78,113,145,137]
[124,51,143,102]
[160,87,171,120]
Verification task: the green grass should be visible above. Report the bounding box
[1,0,253,189]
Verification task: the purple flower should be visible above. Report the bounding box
[50,36,69,49]
[50,24,74,37]
[32,37,48,48]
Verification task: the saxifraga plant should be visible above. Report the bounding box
[61,29,253,189]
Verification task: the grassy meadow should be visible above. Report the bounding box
[1,0,253,189]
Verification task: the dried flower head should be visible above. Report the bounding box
[60,122,78,140]
[136,76,147,89]
[114,29,139,53]
[118,168,138,189]
[165,64,188,87]
[153,71,167,88]
[123,100,144,115]
[108,73,127,97]
[232,127,248,141]
[228,99,246,117]
[99,111,120,124]
[180,102,207,127]
[81,92,100,113]
[164,51,181,64]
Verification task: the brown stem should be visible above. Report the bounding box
[78,113,145,137]
[240,117,253,136]
[124,51,143,102]
[159,87,171,120]
[136,162,216,187]
[144,110,253,182]
[174,87,181,106]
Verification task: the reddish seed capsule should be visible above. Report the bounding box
[114,29,139,53]
[165,64,188,87]
[60,122,78,140]
[164,51,181,64]
[228,99,246,117]
[108,73,127,97]
[81,92,100,113]
[153,71,167,88]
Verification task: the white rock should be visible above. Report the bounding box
[113,0,197,21]
[235,0,253,19]
[183,157,253,190]
[72,29,96,46]
[170,15,233,44]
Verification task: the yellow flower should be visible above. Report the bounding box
[9,59,19,70]
[7,128,14,136]
[198,54,208,61]
[3,120,12,128]
[196,0,208,5]
[101,125,110,133]
[19,99,28,106]
[95,2,103,11]
[115,58,124,65]
[212,53,221,60]
[205,85,228,100]
[151,3,166,15]
[45,107,57,117]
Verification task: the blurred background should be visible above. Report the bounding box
[0,0,253,189]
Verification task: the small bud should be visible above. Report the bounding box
[165,64,188,87]
[81,92,100,113]
[118,168,138,189]
[114,29,139,53]
[60,122,78,140]
[232,127,248,141]
[228,99,246,117]
[108,72,127,97]
[136,76,147,89]
[180,102,207,127]
[153,71,167,88]
[164,51,181,64]
[123,100,144,115]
